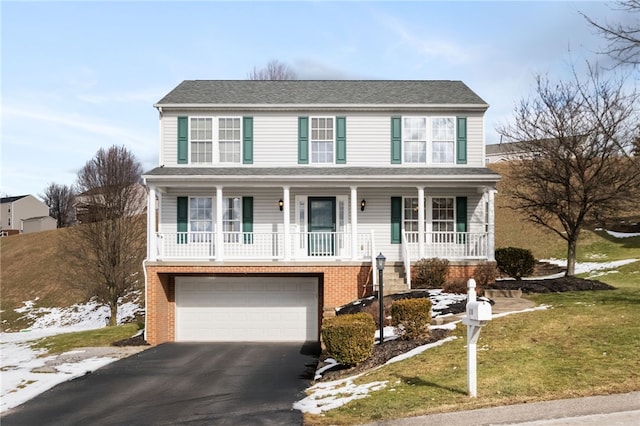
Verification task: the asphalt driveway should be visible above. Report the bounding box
[2,342,319,425]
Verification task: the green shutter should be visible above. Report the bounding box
[391,117,402,164]
[243,117,253,164]
[391,197,402,244]
[456,117,467,164]
[298,117,309,164]
[242,196,253,244]
[177,117,188,164]
[177,196,188,244]
[336,116,346,164]
[456,196,467,244]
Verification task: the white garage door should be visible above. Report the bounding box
[175,276,318,342]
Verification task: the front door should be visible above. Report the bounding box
[308,197,336,256]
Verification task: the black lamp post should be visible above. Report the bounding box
[376,252,386,345]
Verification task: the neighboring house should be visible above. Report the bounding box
[485,140,542,163]
[142,80,501,345]
[0,195,56,235]
[74,183,147,224]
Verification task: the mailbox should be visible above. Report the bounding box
[466,301,492,322]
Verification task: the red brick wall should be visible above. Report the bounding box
[144,263,371,345]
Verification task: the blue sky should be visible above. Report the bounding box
[1,1,625,198]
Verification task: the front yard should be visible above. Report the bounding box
[303,259,640,425]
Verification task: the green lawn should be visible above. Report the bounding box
[30,323,143,355]
[305,232,640,425]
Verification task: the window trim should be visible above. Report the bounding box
[402,196,456,234]
[309,116,335,165]
[187,116,243,165]
[401,116,457,165]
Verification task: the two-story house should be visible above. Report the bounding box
[0,195,56,236]
[142,80,500,345]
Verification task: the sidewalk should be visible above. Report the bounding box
[373,391,640,425]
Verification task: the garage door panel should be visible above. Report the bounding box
[176,276,318,342]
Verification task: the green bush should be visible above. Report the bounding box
[412,258,449,289]
[391,298,432,340]
[495,247,535,280]
[321,313,376,366]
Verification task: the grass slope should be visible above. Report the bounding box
[1,228,88,331]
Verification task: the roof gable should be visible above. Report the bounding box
[156,80,488,107]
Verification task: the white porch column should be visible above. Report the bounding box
[283,186,291,260]
[350,186,358,260]
[216,186,224,261]
[487,189,496,261]
[418,186,425,259]
[147,185,157,260]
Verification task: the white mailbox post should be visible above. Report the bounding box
[462,278,492,397]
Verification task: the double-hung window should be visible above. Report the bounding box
[431,118,455,163]
[190,118,213,164]
[432,197,455,243]
[402,117,455,164]
[218,118,241,163]
[311,117,334,164]
[222,197,241,243]
[403,118,427,163]
[189,197,213,242]
[187,117,242,164]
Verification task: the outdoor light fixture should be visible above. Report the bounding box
[376,252,386,271]
[278,199,284,211]
[360,199,366,211]
[376,252,386,345]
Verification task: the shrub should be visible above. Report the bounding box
[412,258,449,289]
[321,313,376,366]
[391,298,432,340]
[474,261,498,288]
[495,247,535,280]
[443,278,468,295]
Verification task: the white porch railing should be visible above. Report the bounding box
[155,231,374,261]
[403,231,489,260]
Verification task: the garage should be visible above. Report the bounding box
[175,276,319,342]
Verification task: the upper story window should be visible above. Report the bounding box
[311,117,334,164]
[402,117,456,164]
[183,116,244,165]
[190,118,213,163]
[218,118,241,163]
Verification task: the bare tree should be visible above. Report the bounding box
[583,1,640,68]
[247,59,297,80]
[41,183,76,228]
[69,145,146,326]
[497,67,640,276]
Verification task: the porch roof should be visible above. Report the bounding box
[143,166,501,187]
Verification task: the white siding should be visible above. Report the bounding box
[465,113,485,167]
[345,115,390,166]
[253,115,298,166]
[158,111,487,168]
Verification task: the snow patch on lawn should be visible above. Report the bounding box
[1,297,143,413]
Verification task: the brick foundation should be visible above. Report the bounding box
[144,262,372,345]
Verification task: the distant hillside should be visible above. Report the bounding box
[1,223,145,332]
[488,162,640,259]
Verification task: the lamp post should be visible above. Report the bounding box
[376,252,386,345]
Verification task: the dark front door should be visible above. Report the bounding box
[308,197,336,256]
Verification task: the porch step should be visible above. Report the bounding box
[380,265,409,294]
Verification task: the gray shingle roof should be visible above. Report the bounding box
[156,80,488,106]
[144,166,500,179]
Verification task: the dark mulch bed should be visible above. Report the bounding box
[486,276,616,293]
[111,333,150,347]
[318,328,450,382]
